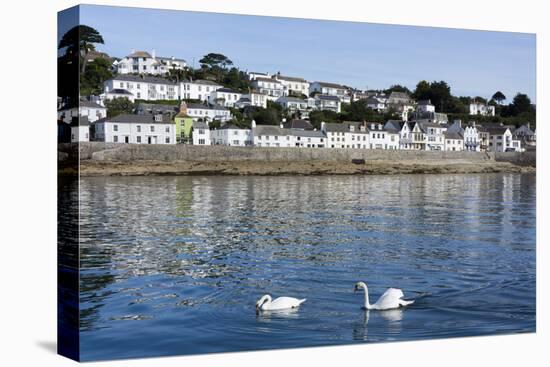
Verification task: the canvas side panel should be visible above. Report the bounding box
[57,5,81,362]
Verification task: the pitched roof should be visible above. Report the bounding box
[323,122,349,133]
[253,125,289,137]
[111,74,177,85]
[275,75,308,83]
[215,88,239,93]
[192,121,209,129]
[127,51,152,58]
[291,129,325,138]
[483,126,510,135]
[103,114,174,124]
[314,81,346,89]
[384,120,405,133]
[444,131,464,140]
[283,119,313,130]
[253,77,281,83]
[187,103,228,111]
[388,91,410,100]
[218,124,248,130]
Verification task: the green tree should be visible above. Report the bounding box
[492,91,506,104]
[308,110,339,129]
[385,84,411,94]
[104,98,135,117]
[512,93,532,114]
[58,25,104,74]
[199,53,233,82]
[80,57,113,96]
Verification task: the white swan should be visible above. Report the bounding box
[255,294,306,311]
[354,281,414,310]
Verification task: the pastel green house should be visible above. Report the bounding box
[174,101,194,144]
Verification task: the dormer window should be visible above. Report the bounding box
[154,114,163,122]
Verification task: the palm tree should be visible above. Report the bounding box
[58,25,104,74]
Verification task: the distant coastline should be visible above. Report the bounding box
[58,143,535,177]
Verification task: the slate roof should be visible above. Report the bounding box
[182,79,222,86]
[253,77,281,84]
[218,124,248,130]
[444,131,464,140]
[313,81,346,89]
[187,103,228,111]
[283,119,313,130]
[291,130,326,138]
[316,94,340,101]
[384,120,406,133]
[127,51,152,58]
[108,88,133,95]
[103,114,174,124]
[215,88,239,93]
[275,75,308,83]
[324,122,350,133]
[253,125,289,137]
[192,121,209,129]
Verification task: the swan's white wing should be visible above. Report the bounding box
[374,288,405,310]
[264,297,305,310]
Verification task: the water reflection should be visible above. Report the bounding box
[74,173,536,360]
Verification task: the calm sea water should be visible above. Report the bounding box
[75,173,536,361]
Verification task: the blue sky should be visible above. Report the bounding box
[64,4,536,102]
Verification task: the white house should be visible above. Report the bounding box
[114,50,186,75]
[485,126,521,152]
[409,121,428,150]
[315,94,341,113]
[208,88,243,107]
[420,121,446,151]
[191,121,211,146]
[463,122,481,151]
[180,79,223,101]
[417,100,435,113]
[514,123,536,146]
[250,77,284,100]
[365,97,386,112]
[93,114,176,144]
[275,96,309,114]
[104,75,178,101]
[58,100,107,123]
[384,120,411,150]
[470,102,495,116]
[367,122,394,150]
[444,131,464,151]
[291,130,326,148]
[187,103,232,123]
[321,121,369,149]
[309,81,350,103]
[210,124,253,146]
[252,122,293,147]
[272,74,310,97]
[69,116,90,142]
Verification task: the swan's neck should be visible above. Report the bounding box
[362,285,372,309]
[264,295,272,306]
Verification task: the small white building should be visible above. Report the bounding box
[58,100,107,123]
[252,122,293,148]
[309,81,350,103]
[291,130,326,148]
[275,96,309,114]
[384,120,410,150]
[272,74,310,97]
[210,124,253,146]
[365,97,386,112]
[315,94,341,113]
[180,79,223,102]
[322,121,369,149]
[191,121,211,146]
[93,114,176,144]
[420,121,446,151]
[463,122,481,151]
[247,71,271,81]
[470,102,495,116]
[187,103,232,123]
[444,131,464,151]
[208,88,243,107]
[69,116,90,142]
[367,122,393,150]
[113,50,186,75]
[485,126,521,152]
[250,77,284,100]
[104,75,178,101]
[103,88,135,103]
[417,100,435,113]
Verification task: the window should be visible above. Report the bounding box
[232,140,239,145]
[113,135,118,142]
[150,126,155,132]
[137,136,141,143]
[233,131,238,136]
[165,137,170,143]
[199,139,205,145]
[137,125,141,132]
[165,127,170,133]
[113,124,118,132]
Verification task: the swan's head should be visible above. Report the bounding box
[255,295,270,310]
[354,282,367,293]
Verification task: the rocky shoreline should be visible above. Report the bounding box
[68,159,534,176]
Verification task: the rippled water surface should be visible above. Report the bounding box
[75,173,536,361]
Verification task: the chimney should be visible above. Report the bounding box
[280,122,284,128]
[321,121,326,132]
[131,48,135,54]
[527,122,530,130]
[179,101,188,115]
[251,120,256,128]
